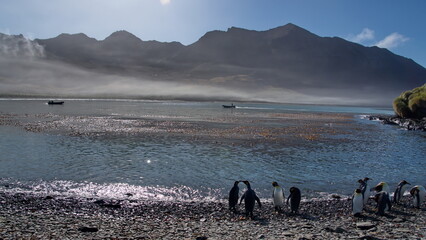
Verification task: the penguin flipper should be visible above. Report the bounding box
[416,192,420,208]
[393,188,399,203]
[385,193,392,211]
[255,195,261,208]
[287,193,292,205]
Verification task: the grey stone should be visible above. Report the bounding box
[356,222,376,230]
[282,231,294,236]
[392,218,405,223]
[394,228,411,233]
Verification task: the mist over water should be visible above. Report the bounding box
[0,33,395,106]
[0,55,378,105]
[0,100,424,202]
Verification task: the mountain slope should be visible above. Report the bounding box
[2,23,425,104]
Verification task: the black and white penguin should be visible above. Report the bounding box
[374,191,392,215]
[410,185,426,208]
[393,180,410,204]
[228,181,240,212]
[272,181,285,212]
[352,188,364,217]
[371,181,390,194]
[286,187,301,214]
[358,177,371,205]
[239,180,261,219]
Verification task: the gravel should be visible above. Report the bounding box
[1,191,425,239]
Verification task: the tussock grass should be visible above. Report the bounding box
[393,84,426,118]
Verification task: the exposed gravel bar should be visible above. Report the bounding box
[1,191,425,239]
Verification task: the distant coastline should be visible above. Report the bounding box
[0,95,394,108]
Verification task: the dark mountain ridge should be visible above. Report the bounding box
[2,23,425,104]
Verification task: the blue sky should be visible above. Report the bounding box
[1,0,426,67]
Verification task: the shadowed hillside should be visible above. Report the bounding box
[1,24,425,105]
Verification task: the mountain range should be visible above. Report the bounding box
[1,23,425,105]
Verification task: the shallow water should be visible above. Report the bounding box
[0,99,424,201]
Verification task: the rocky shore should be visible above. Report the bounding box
[1,191,425,239]
[367,115,426,131]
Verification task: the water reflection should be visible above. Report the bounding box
[0,100,425,201]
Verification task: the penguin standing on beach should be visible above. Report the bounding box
[272,182,285,213]
[410,185,426,208]
[352,188,364,216]
[358,177,371,205]
[287,187,301,214]
[228,181,240,213]
[374,191,392,215]
[393,180,410,204]
[371,181,392,215]
[239,181,261,219]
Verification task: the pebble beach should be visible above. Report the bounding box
[1,191,425,239]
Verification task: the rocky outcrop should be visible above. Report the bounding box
[367,115,426,131]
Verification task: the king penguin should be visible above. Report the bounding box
[410,185,426,208]
[371,182,390,194]
[272,181,285,213]
[393,180,410,204]
[358,177,371,205]
[287,187,301,215]
[239,180,261,219]
[228,181,240,213]
[374,191,392,215]
[352,188,364,217]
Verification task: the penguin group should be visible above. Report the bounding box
[229,178,426,220]
[352,178,426,216]
[228,180,301,219]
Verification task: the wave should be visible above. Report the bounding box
[0,179,224,202]
[0,178,357,204]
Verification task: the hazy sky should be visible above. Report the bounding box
[1,0,426,67]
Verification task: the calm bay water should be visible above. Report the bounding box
[0,99,425,201]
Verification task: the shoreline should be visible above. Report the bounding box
[367,115,426,131]
[1,191,425,239]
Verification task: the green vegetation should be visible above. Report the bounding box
[393,84,426,118]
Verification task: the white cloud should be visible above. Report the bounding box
[348,28,409,50]
[375,32,409,49]
[160,0,171,5]
[348,28,375,44]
